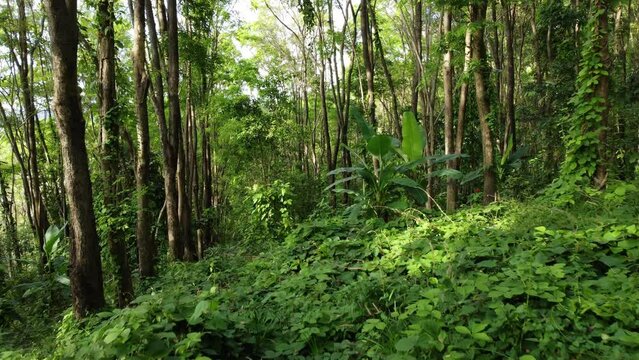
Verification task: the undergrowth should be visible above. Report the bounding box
[3,181,639,359]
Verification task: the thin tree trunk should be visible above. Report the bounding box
[471,1,497,204]
[98,0,133,307]
[371,9,401,138]
[46,0,105,318]
[453,27,472,201]
[411,0,422,115]
[442,9,455,212]
[361,0,376,127]
[593,0,611,188]
[147,0,182,260]
[18,0,49,269]
[133,0,154,277]
[502,1,516,152]
[166,0,192,261]
[0,174,20,272]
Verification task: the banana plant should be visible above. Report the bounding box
[327,111,467,219]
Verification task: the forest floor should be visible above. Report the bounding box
[3,182,639,359]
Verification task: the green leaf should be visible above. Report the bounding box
[327,167,364,176]
[455,326,471,335]
[189,300,210,324]
[395,335,419,352]
[472,332,492,342]
[367,135,394,157]
[103,328,122,344]
[469,322,488,333]
[427,168,463,179]
[389,177,422,189]
[611,329,639,347]
[44,224,65,259]
[55,275,70,286]
[401,111,425,162]
[325,176,360,191]
[519,356,536,360]
[460,168,483,185]
[351,105,375,139]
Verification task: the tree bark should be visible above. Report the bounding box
[361,0,376,127]
[442,9,455,212]
[147,0,182,260]
[471,1,497,204]
[133,0,154,277]
[411,0,422,116]
[0,173,20,273]
[453,27,472,198]
[46,0,105,318]
[166,0,190,260]
[98,0,133,307]
[593,0,611,188]
[502,0,516,152]
[371,9,400,138]
[18,0,50,269]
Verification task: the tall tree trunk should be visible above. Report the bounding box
[46,0,105,318]
[471,1,497,204]
[502,1,516,152]
[490,0,503,153]
[411,0,422,115]
[0,174,20,273]
[593,0,611,188]
[199,116,212,255]
[361,0,376,127]
[371,9,401,137]
[133,0,154,277]
[18,0,49,269]
[98,0,133,307]
[453,27,472,201]
[147,0,181,260]
[166,0,191,260]
[442,9,455,212]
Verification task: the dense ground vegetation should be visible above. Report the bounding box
[1,0,638,358]
[3,183,639,359]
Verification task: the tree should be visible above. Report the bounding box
[17,0,50,269]
[98,0,133,307]
[133,0,154,277]
[45,0,105,318]
[166,0,192,260]
[470,0,497,204]
[592,0,611,188]
[502,0,516,152]
[147,0,182,260]
[442,8,454,212]
[360,0,375,127]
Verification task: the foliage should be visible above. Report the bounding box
[26,181,637,359]
[547,6,610,205]
[248,180,294,236]
[330,111,477,219]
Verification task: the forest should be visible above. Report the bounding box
[0,0,638,358]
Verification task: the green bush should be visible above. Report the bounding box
[22,181,639,359]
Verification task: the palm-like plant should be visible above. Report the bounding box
[327,111,471,219]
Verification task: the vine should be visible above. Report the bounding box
[547,7,609,205]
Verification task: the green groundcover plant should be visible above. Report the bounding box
[2,181,639,359]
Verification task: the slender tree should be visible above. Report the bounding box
[593,0,611,188]
[133,0,154,277]
[166,0,190,260]
[471,0,497,203]
[442,8,455,212]
[146,0,182,260]
[98,0,133,307]
[17,0,50,268]
[45,0,105,318]
[360,0,376,127]
[502,0,516,152]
